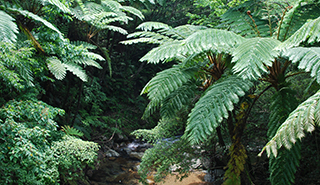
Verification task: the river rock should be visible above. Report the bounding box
[105,149,120,158]
[129,152,144,160]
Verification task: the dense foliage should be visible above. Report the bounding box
[126,0,320,184]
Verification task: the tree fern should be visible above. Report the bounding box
[283,47,320,83]
[184,76,253,144]
[232,37,281,80]
[0,10,18,43]
[142,65,198,118]
[44,0,72,14]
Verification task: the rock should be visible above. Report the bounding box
[105,149,120,158]
[191,158,202,169]
[129,152,144,160]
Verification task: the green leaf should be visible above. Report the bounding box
[232,37,281,80]
[0,10,18,43]
[9,8,64,40]
[283,47,320,84]
[46,57,67,80]
[185,76,253,144]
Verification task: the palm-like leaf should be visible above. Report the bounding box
[0,10,18,43]
[142,65,197,118]
[283,47,320,83]
[160,82,198,118]
[260,89,320,158]
[182,28,245,55]
[232,37,281,80]
[47,57,67,80]
[185,76,253,144]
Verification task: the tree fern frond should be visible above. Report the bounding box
[218,1,270,38]
[9,8,64,40]
[283,47,320,83]
[260,90,320,158]
[125,31,173,43]
[0,10,18,43]
[274,1,320,41]
[46,57,67,80]
[142,65,198,118]
[269,142,301,185]
[160,82,198,118]
[276,16,320,50]
[140,41,184,63]
[136,21,171,31]
[121,6,144,20]
[83,51,105,62]
[71,41,97,50]
[182,28,245,55]
[232,37,281,80]
[101,0,122,12]
[64,62,87,82]
[120,37,162,45]
[100,25,128,35]
[44,0,72,14]
[185,76,253,144]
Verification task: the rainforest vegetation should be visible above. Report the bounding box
[1,0,320,184]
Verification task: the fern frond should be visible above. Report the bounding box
[142,65,197,118]
[218,1,270,38]
[276,16,320,50]
[182,28,245,55]
[71,41,97,50]
[232,37,281,80]
[83,51,105,61]
[160,82,198,118]
[46,57,67,80]
[61,125,84,137]
[121,6,144,20]
[120,37,162,45]
[283,47,320,83]
[100,25,128,35]
[140,41,184,63]
[45,0,72,14]
[260,89,320,158]
[136,21,171,31]
[274,1,320,41]
[185,76,253,144]
[9,8,64,40]
[269,142,301,185]
[0,10,18,43]
[64,62,87,82]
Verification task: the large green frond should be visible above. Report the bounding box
[142,65,197,118]
[217,1,270,38]
[232,37,281,80]
[136,21,171,31]
[64,62,88,82]
[277,16,320,50]
[182,28,245,55]
[45,0,72,14]
[160,82,198,118]
[9,8,64,40]
[269,142,301,185]
[46,57,67,80]
[121,6,144,20]
[275,0,320,41]
[140,41,184,63]
[185,76,253,144]
[0,10,18,43]
[283,47,320,83]
[260,89,320,158]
